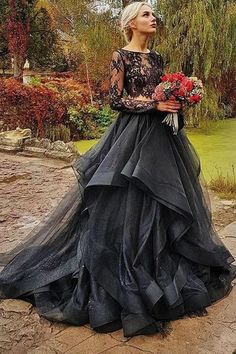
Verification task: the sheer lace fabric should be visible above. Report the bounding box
[109,49,164,113]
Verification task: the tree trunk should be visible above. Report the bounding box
[13,54,24,81]
[7,0,29,82]
[84,53,93,105]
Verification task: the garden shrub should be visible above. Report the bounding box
[45,123,71,143]
[68,106,100,140]
[0,78,66,139]
[0,76,115,142]
[68,104,117,139]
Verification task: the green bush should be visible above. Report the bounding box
[45,123,71,142]
[91,105,117,128]
[68,106,99,139]
[68,104,116,139]
[28,76,41,86]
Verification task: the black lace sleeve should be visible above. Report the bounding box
[109,51,157,113]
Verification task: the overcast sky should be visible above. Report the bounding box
[90,1,157,15]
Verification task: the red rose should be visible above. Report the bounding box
[174,72,185,81]
[182,77,193,92]
[174,87,187,97]
[161,75,168,82]
[189,94,201,103]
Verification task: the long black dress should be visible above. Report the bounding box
[0,48,235,337]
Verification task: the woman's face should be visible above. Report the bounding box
[130,5,157,36]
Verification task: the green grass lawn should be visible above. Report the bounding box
[74,118,236,183]
[74,139,99,154]
[186,118,236,182]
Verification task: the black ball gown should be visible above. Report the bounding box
[0,48,235,338]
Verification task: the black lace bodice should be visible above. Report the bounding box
[109,48,164,113]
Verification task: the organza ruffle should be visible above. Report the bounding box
[0,111,235,337]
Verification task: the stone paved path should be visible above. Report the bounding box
[0,152,235,354]
[0,153,75,254]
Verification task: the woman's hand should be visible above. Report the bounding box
[127,95,186,113]
[155,99,181,113]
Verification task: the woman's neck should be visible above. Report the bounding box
[123,34,150,53]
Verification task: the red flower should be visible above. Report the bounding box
[182,77,193,92]
[160,74,169,82]
[155,72,203,106]
[189,95,201,103]
[161,72,185,83]
[173,88,187,97]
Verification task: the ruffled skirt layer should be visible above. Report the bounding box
[0,111,235,337]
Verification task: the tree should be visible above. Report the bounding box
[0,1,10,73]
[41,0,124,82]
[7,0,32,80]
[28,7,66,70]
[156,0,236,124]
[1,0,69,77]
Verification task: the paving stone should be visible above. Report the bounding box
[0,152,75,253]
[127,288,236,354]
[27,346,59,354]
[55,326,94,347]
[38,338,70,352]
[219,221,236,239]
[109,329,129,343]
[223,238,236,260]
[103,344,147,353]
[221,200,236,207]
[65,333,118,354]
[0,299,33,314]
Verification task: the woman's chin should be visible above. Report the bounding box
[148,30,156,38]
[147,28,157,36]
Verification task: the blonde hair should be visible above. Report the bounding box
[120,2,153,43]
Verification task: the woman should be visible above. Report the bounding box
[0,1,235,338]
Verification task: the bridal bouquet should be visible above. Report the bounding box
[152,72,204,134]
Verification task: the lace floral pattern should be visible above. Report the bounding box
[109,49,164,113]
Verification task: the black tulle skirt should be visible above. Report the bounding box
[0,110,235,337]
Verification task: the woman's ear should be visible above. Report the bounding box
[129,19,137,30]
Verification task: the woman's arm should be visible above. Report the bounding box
[109,50,157,113]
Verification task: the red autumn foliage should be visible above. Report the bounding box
[42,76,91,105]
[0,78,67,138]
[7,0,30,59]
